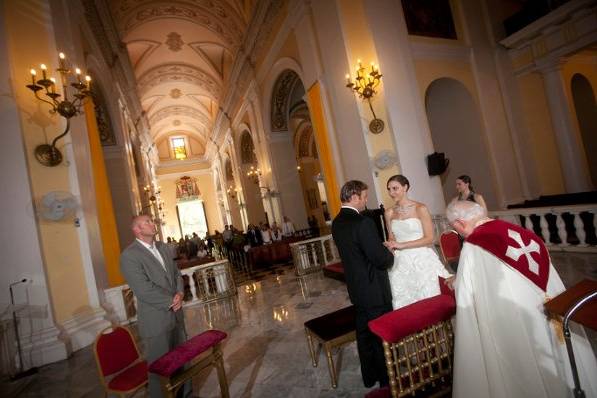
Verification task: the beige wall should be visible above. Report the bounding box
[517,72,565,194]
[158,172,223,239]
[6,1,90,323]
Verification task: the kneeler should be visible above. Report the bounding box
[148,329,229,398]
[366,290,456,398]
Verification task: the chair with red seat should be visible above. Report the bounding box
[93,326,148,397]
[439,230,462,272]
[366,283,456,398]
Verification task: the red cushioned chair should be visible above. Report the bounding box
[440,230,462,271]
[367,284,456,398]
[93,326,148,398]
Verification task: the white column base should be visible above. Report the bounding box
[60,307,111,352]
[19,323,68,370]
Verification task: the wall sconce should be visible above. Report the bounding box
[143,184,161,209]
[226,185,238,199]
[246,165,261,184]
[26,52,92,166]
[345,60,384,134]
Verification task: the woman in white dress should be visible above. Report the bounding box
[383,175,452,309]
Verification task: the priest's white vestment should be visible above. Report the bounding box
[453,241,597,398]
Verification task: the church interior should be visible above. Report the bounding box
[1,0,596,396]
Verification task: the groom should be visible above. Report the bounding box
[332,180,394,388]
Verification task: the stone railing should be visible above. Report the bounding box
[103,260,237,325]
[289,234,340,275]
[432,205,597,253]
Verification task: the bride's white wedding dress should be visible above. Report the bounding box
[388,218,451,309]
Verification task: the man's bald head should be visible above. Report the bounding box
[131,214,156,241]
[446,201,488,238]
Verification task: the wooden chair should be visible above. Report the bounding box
[304,305,356,388]
[367,290,456,398]
[439,230,462,271]
[93,326,148,397]
[148,329,229,398]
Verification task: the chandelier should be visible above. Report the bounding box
[227,185,239,199]
[26,52,91,166]
[345,60,384,134]
[246,165,261,184]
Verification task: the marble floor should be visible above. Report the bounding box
[2,251,596,398]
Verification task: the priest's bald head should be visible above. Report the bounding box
[446,201,488,238]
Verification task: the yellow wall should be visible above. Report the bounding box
[84,101,123,287]
[517,72,565,194]
[337,0,400,208]
[6,1,90,322]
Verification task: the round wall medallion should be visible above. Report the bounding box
[369,118,385,134]
[373,150,397,170]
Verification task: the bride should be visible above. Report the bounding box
[383,175,452,309]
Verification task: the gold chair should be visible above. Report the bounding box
[93,326,147,397]
[368,293,456,398]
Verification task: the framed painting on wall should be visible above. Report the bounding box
[401,0,457,39]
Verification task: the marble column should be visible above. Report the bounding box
[539,62,593,193]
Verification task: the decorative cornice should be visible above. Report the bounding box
[500,0,597,75]
[137,63,222,100]
[148,105,212,127]
[115,1,244,49]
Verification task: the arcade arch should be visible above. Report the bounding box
[425,78,498,209]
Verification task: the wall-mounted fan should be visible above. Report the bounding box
[38,191,78,221]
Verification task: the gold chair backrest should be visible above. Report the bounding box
[383,319,454,398]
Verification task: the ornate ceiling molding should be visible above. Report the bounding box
[188,41,232,80]
[148,105,212,127]
[270,69,299,132]
[137,63,222,100]
[113,1,245,49]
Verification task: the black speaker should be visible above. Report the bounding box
[427,152,449,176]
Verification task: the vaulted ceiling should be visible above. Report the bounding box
[109,0,255,162]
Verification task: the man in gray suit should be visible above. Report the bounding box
[120,215,188,397]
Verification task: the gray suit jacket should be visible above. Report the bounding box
[120,240,185,338]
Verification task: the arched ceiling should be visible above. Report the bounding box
[109,0,252,161]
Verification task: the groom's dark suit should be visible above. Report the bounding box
[332,206,394,387]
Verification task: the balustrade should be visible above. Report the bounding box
[103,260,237,325]
[289,234,341,276]
[431,205,596,253]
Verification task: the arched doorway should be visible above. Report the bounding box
[238,130,267,225]
[425,78,498,209]
[268,69,327,230]
[571,73,597,187]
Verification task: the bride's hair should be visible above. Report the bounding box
[387,175,410,191]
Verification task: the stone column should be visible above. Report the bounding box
[539,62,593,192]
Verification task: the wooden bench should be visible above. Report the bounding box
[148,329,229,398]
[304,305,356,388]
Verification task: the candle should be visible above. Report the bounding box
[58,52,65,68]
[30,69,36,84]
[40,64,47,80]
[75,67,81,83]
[49,77,56,93]
[345,73,350,84]
[85,75,91,89]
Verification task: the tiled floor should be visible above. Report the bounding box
[3,252,596,398]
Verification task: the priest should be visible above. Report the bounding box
[446,201,597,398]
